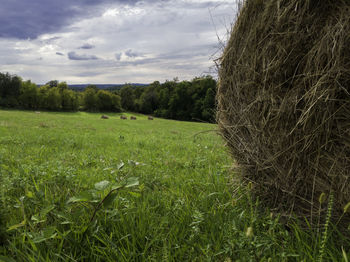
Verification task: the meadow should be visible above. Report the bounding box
[0,110,348,261]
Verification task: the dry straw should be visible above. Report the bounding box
[217,0,350,227]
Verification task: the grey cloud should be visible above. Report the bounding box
[48,36,61,41]
[42,36,61,44]
[68,51,99,60]
[125,51,135,58]
[114,49,145,61]
[114,50,208,67]
[115,49,148,63]
[115,53,122,61]
[121,58,157,66]
[125,49,144,58]
[79,43,95,49]
[0,0,232,84]
[77,71,105,77]
[182,1,226,9]
[0,0,148,39]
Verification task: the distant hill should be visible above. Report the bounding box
[68,83,148,92]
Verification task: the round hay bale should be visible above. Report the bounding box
[217,0,350,226]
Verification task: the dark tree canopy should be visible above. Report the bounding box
[0,72,216,122]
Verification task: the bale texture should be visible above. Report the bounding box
[217,0,350,225]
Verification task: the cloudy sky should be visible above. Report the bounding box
[0,0,237,84]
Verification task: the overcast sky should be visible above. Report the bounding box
[0,0,237,84]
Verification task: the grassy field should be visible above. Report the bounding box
[0,110,348,261]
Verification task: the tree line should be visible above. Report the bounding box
[0,72,216,122]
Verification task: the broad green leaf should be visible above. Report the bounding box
[26,191,34,198]
[32,235,46,244]
[43,226,57,238]
[128,160,137,166]
[55,212,72,224]
[128,160,144,166]
[7,219,26,231]
[74,226,88,234]
[67,191,94,204]
[117,161,125,170]
[102,192,119,208]
[125,177,139,188]
[94,180,110,191]
[128,191,141,198]
[31,227,57,243]
[111,184,123,191]
[40,204,55,217]
[245,226,253,237]
[55,212,70,220]
[61,230,71,237]
[31,215,45,224]
[31,215,39,222]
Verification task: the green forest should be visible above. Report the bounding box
[0,72,216,122]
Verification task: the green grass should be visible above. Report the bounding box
[0,110,349,261]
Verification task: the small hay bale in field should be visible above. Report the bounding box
[148,116,154,120]
[120,115,127,120]
[101,115,109,119]
[217,0,350,227]
[39,122,49,128]
[130,116,136,120]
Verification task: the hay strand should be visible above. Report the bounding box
[217,0,350,227]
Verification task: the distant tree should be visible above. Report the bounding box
[191,98,204,121]
[153,80,177,118]
[158,87,170,109]
[61,89,79,111]
[83,86,99,111]
[19,80,38,109]
[168,81,192,120]
[201,86,216,122]
[46,80,59,88]
[47,87,61,110]
[86,84,98,91]
[133,86,144,100]
[120,85,135,111]
[0,71,217,120]
[139,81,160,114]
[0,72,11,99]
[110,93,122,112]
[0,72,21,107]
[58,82,68,91]
[0,73,6,93]
[76,92,84,109]
[96,90,122,112]
[37,85,50,109]
[97,90,113,111]
[154,87,170,118]
[199,76,216,122]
